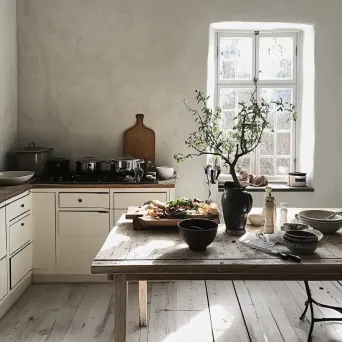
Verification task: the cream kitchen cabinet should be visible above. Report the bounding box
[32,192,56,270]
[10,243,32,289]
[0,257,7,301]
[9,213,32,255]
[0,207,6,260]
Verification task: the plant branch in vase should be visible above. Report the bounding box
[175,78,296,235]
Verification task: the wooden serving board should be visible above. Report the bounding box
[126,206,219,230]
[123,114,155,163]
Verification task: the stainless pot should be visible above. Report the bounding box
[75,157,102,174]
[14,142,53,176]
[109,155,144,172]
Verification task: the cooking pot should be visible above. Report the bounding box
[14,142,53,176]
[47,158,70,177]
[108,155,144,172]
[75,157,102,174]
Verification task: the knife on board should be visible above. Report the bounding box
[241,241,301,263]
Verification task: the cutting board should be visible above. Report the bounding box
[123,114,155,163]
[126,206,219,230]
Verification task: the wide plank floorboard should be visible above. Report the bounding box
[1,281,342,341]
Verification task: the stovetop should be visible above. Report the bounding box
[36,172,158,184]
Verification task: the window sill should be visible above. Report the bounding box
[218,183,314,193]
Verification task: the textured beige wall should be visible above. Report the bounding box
[16,0,342,204]
[0,0,17,169]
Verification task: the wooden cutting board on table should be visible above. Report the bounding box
[126,206,219,230]
[123,114,155,163]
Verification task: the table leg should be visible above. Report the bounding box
[114,274,127,342]
[139,281,148,327]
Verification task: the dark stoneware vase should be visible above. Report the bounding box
[221,181,253,236]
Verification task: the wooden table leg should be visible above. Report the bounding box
[114,274,127,342]
[139,281,148,327]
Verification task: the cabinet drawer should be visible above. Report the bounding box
[58,235,107,273]
[0,208,6,260]
[10,243,32,289]
[0,257,7,301]
[59,192,109,208]
[9,214,31,255]
[59,211,109,236]
[7,194,31,222]
[114,192,167,209]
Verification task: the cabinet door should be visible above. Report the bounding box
[59,192,109,208]
[10,243,32,289]
[6,193,31,222]
[59,211,109,236]
[9,214,31,255]
[0,257,7,301]
[0,207,6,260]
[32,193,56,269]
[58,236,107,273]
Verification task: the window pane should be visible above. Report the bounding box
[276,158,291,175]
[237,156,251,173]
[259,131,274,155]
[259,157,275,176]
[221,111,235,130]
[259,37,294,80]
[219,37,253,80]
[276,132,291,155]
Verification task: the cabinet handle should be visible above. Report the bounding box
[21,204,24,208]
[97,211,109,214]
[21,223,24,226]
[78,199,83,203]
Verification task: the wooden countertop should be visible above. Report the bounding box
[0,178,176,204]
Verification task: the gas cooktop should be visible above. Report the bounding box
[36,172,158,184]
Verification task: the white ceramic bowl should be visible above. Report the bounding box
[0,171,34,185]
[156,166,174,180]
[248,214,265,227]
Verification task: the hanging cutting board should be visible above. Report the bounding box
[123,114,155,163]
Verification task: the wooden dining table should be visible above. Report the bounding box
[91,208,342,342]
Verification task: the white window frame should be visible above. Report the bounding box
[215,29,302,182]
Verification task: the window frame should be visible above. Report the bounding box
[214,29,302,182]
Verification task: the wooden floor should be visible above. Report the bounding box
[1,281,342,341]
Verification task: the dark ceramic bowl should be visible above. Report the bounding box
[284,230,318,242]
[178,218,218,251]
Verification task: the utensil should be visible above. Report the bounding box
[0,171,35,185]
[248,214,265,227]
[283,237,318,255]
[296,211,342,234]
[178,218,218,251]
[108,155,145,173]
[46,157,70,177]
[75,157,102,174]
[123,114,155,163]
[323,211,342,220]
[241,241,301,262]
[287,172,306,187]
[297,210,342,222]
[14,142,53,176]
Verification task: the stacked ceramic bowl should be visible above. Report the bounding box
[283,230,319,255]
[296,210,342,234]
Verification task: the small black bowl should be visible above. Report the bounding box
[178,218,218,251]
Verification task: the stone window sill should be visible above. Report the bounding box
[218,183,314,193]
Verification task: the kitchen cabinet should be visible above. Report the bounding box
[6,194,31,223]
[0,258,7,301]
[9,214,31,255]
[113,192,167,209]
[0,207,6,260]
[10,243,32,289]
[32,193,56,270]
[59,192,109,208]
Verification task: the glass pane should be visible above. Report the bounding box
[259,157,275,176]
[276,158,291,175]
[276,132,291,155]
[259,88,293,130]
[259,131,274,155]
[220,37,253,80]
[259,37,294,80]
[220,88,252,116]
[237,157,251,173]
[221,111,235,130]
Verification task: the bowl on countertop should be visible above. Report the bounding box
[156,166,175,180]
[0,171,35,186]
[296,210,342,234]
[248,214,265,227]
[178,218,218,251]
[283,230,318,254]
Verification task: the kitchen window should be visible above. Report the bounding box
[216,30,301,182]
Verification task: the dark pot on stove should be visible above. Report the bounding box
[47,157,70,177]
[221,181,253,236]
[75,157,102,174]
